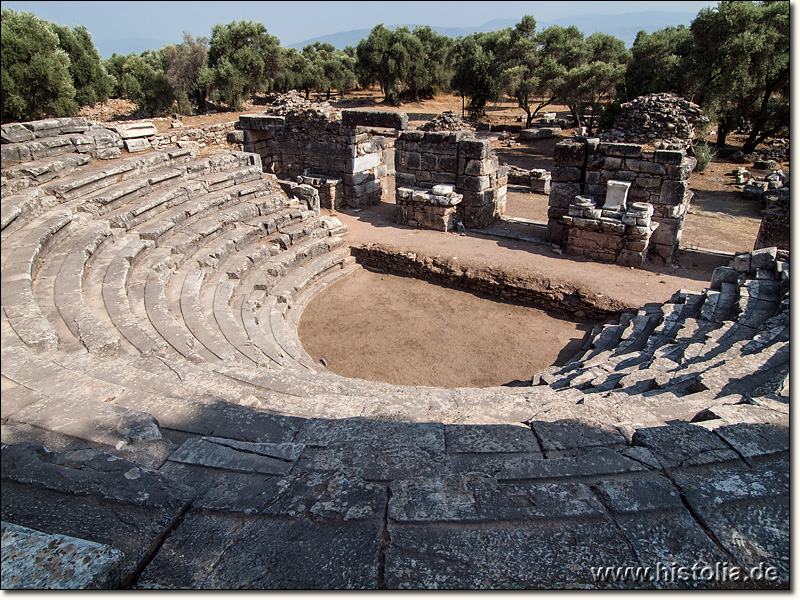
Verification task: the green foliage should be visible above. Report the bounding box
[356,24,454,104]
[682,1,789,152]
[207,20,281,110]
[524,25,628,135]
[1,9,77,122]
[451,31,507,117]
[693,141,716,171]
[51,23,115,107]
[105,51,175,115]
[624,26,692,100]
[162,33,209,114]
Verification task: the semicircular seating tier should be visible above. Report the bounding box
[0,118,789,590]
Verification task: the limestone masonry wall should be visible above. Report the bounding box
[548,138,695,264]
[394,130,508,229]
[239,107,405,209]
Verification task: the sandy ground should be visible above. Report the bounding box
[80,91,786,388]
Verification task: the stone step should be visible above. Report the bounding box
[1,208,74,352]
[211,276,273,367]
[51,220,122,357]
[179,268,241,363]
[133,181,264,245]
[101,235,171,356]
[142,251,208,363]
[42,149,192,202]
[1,442,191,588]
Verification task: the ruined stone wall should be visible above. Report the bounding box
[754,188,789,251]
[394,130,508,229]
[351,244,628,320]
[548,139,695,263]
[562,198,657,268]
[239,109,405,209]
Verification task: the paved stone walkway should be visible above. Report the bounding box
[0,121,789,589]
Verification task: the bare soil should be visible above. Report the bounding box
[80,91,788,388]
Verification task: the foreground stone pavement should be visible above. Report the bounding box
[0,118,789,589]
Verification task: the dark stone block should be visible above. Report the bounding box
[342,110,408,130]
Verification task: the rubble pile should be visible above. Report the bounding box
[418,110,475,132]
[262,90,340,122]
[601,93,708,151]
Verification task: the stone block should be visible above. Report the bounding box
[1,123,35,144]
[548,182,581,208]
[123,138,152,153]
[342,110,408,130]
[1,522,124,589]
[710,266,740,291]
[519,127,561,140]
[600,142,643,158]
[457,174,490,192]
[458,138,491,159]
[113,122,158,139]
[551,166,582,183]
[660,180,690,206]
[553,140,586,167]
[398,130,424,142]
[350,152,382,173]
[654,149,685,164]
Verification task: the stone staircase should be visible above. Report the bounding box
[0,119,789,590]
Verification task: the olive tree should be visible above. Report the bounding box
[1,9,77,122]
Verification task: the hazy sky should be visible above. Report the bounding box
[5,1,720,51]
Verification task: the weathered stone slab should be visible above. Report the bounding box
[678,460,789,587]
[389,476,606,523]
[295,441,451,481]
[10,393,163,451]
[529,414,627,453]
[167,436,303,475]
[595,479,732,589]
[1,444,190,586]
[123,138,152,153]
[386,519,640,589]
[1,123,35,144]
[342,109,408,130]
[483,447,649,481]
[444,423,539,454]
[113,122,157,139]
[112,391,300,444]
[1,521,124,589]
[632,423,741,469]
[295,419,444,449]
[519,127,561,140]
[138,507,383,589]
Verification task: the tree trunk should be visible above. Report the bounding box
[525,110,533,128]
[715,119,729,149]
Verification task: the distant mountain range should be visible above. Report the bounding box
[93,10,699,59]
[287,11,699,50]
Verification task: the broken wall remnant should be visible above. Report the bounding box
[754,187,789,251]
[394,130,508,229]
[238,93,406,209]
[562,196,658,268]
[395,184,463,232]
[547,138,695,264]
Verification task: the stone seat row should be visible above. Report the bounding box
[2,145,361,386]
